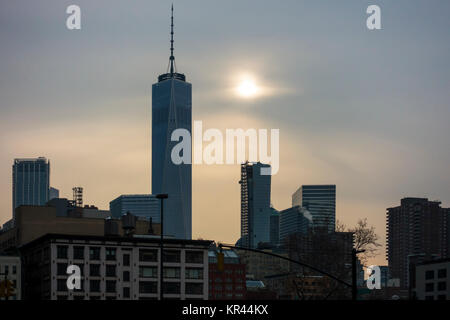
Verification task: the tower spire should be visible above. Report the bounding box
[170,4,175,75]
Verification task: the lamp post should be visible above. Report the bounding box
[352,249,365,301]
[156,193,168,301]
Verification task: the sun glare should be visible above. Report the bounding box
[236,78,260,98]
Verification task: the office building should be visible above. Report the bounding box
[208,248,246,300]
[269,208,279,246]
[0,256,21,300]
[292,185,336,233]
[110,195,160,222]
[239,162,272,248]
[12,157,50,217]
[20,233,211,300]
[152,7,192,239]
[278,206,312,244]
[49,187,59,200]
[386,198,450,288]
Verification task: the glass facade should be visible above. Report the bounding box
[109,194,160,222]
[152,74,192,239]
[292,185,336,233]
[12,157,50,216]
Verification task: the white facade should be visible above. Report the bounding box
[23,235,210,300]
[0,256,21,300]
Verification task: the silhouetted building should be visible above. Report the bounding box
[208,248,246,300]
[152,7,191,239]
[239,162,272,248]
[269,208,279,246]
[412,258,450,300]
[49,187,59,200]
[278,205,312,244]
[12,157,50,218]
[110,195,160,222]
[386,198,450,288]
[292,185,336,233]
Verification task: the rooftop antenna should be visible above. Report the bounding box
[169,4,175,75]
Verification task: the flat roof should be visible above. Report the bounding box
[19,233,213,250]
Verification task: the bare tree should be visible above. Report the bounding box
[337,218,382,265]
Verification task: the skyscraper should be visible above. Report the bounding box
[110,194,161,222]
[292,185,336,233]
[240,162,272,248]
[278,205,312,244]
[12,157,50,216]
[151,6,192,239]
[386,197,450,288]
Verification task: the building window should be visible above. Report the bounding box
[438,282,446,291]
[73,295,84,300]
[185,283,203,295]
[57,279,68,292]
[89,264,101,277]
[163,250,180,263]
[12,265,16,275]
[164,267,180,279]
[89,247,101,260]
[425,270,435,280]
[123,271,130,282]
[106,280,116,293]
[437,295,446,300]
[106,265,116,277]
[57,295,68,300]
[438,269,447,278]
[425,283,434,292]
[425,295,434,300]
[123,254,130,266]
[163,282,180,294]
[123,287,130,298]
[73,246,84,260]
[57,263,68,276]
[185,268,203,280]
[139,281,157,294]
[90,280,100,292]
[139,266,157,278]
[106,248,116,261]
[57,246,68,259]
[185,251,203,264]
[139,249,157,262]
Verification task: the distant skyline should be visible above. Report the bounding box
[1,0,450,267]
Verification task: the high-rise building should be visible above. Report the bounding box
[239,162,272,248]
[278,205,312,244]
[269,208,279,247]
[151,6,191,239]
[386,197,450,288]
[110,195,160,222]
[12,157,50,217]
[292,185,336,233]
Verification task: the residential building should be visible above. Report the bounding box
[240,162,272,248]
[49,187,59,200]
[0,255,21,300]
[151,8,192,240]
[412,258,450,300]
[292,185,336,233]
[110,194,161,222]
[237,248,289,281]
[20,233,211,300]
[386,198,450,288]
[208,248,246,300]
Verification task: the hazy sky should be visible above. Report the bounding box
[1,0,450,266]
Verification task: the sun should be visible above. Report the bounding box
[236,78,260,98]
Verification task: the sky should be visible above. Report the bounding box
[1,0,450,267]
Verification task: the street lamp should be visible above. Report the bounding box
[352,249,365,301]
[156,193,168,301]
